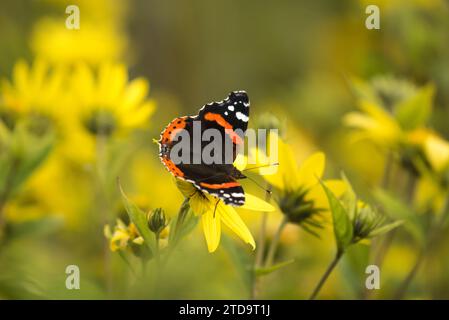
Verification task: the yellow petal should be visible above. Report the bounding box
[234,153,247,171]
[218,203,255,250]
[306,179,346,210]
[263,135,299,190]
[297,152,325,189]
[176,179,197,197]
[13,59,29,96]
[248,147,279,176]
[190,192,212,216]
[106,64,128,103]
[176,180,212,216]
[359,101,402,144]
[132,236,144,245]
[122,78,149,110]
[110,229,129,252]
[241,193,275,212]
[201,209,221,253]
[121,100,155,128]
[103,225,112,239]
[424,133,449,172]
[31,59,48,93]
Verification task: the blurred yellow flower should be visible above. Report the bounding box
[176,180,275,253]
[31,19,126,66]
[43,0,128,24]
[408,128,449,173]
[1,59,67,122]
[72,63,155,134]
[344,100,403,147]
[104,219,144,252]
[407,129,449,213]
[344,78,434,151]
[63,63,155,162]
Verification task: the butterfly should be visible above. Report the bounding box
[158,91,250,206]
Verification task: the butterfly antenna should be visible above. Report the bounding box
[244,174,272,195]
[242,162,279,172]
[213,199,220,218]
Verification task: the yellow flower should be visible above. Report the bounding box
[258,134,345,233]
[408,128,449,173]
[407,128,449,213]
[344,100,403,147]
[176,180,275,253]
[1,59,67,124]
[63,63,155,162]
[344,78,434,151]
[5,152,92,228]
[31,18,126,66]
[104,219,144,252]
[43,0,128,24]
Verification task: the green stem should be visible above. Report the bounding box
[381,152,393,190]
[118,251,137,277]
[0,158,19,232]
[393,197,449,299]
[250,184,272,300]
[155,233,161,269]
[265,215,288,267]
[309,251,343,300]
[163,198,190,265]
[250,213,267,300]
[393,249,424,299]
[96,134,112,294]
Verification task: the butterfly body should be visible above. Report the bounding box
[158,91,250,206]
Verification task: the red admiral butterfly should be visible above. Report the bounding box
[158,91,250,206]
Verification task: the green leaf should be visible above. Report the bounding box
[168,199,198,248]
[117,179,156,254]
[255,259,295,276]
[6,216,63,240]
[394,84,434,130]
[0,124,53,203]
[340,172,357,221]
[221,235,253,291]
[374,189,425,244]
[12,132,53,192]
[321,180,353,252]
[368,220,404,238]
[349,76,381,105]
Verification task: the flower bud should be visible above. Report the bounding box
[147,208,168,235]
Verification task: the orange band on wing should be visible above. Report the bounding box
[204,112,244,145]
[161,116,187,144]
[162,158,184,177]
[200,181,240,189]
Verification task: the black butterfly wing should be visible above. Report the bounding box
[159,91,250,206]
[197,90,250,132]
[177,163,245,206]
[195,91,250,162]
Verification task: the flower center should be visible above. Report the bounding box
[84,109,117,136]
[278,188,324,226]
[0,109,17,130]
[26,112,54,137]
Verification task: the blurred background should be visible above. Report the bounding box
[0,0,449,299]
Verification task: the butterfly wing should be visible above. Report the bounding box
[196,91,250,162]
[176,163,245,206]
[158,91,250,206]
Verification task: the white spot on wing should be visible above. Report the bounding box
[236,112,249,122]
[231,193,245,198]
